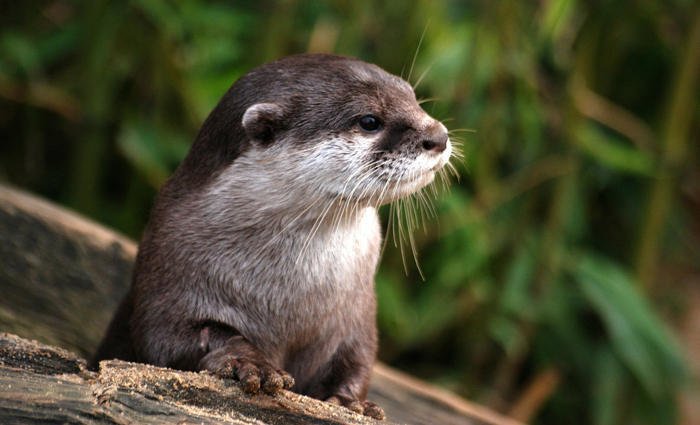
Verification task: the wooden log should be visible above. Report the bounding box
[0,184,134,359]
[0,333,391,424]
[0,184,525,425]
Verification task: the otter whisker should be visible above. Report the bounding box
[447,136,465,145]
[295,192,339,265]
[386,167,425,279]
[389,171,404,250]
[379,200,394,261]
[450,142,465,154]
[330,161,380,236]
[448,151,466,172]
[406,170,420,231]
[337,162,382,227]
[260,144,366,255]
[334,160,388,239]
[396,200,409,276]
[254,194,326,259]
[435,167,448,195]
[407,21,429,84]
[417,97,440,105]
[405,197,425,280]
[295,160,377,265]
[414,189,432,233]
[425,182,440,237]
[421,191,432,223]
[421,184,440,235]
[352,165,387,221]
[428,174,440,199]
[445,160,460,179]
[377,166,400,259]
[413,193,428,234]
[422,182,438,215]
[413,45,447,91]
[376,167,397,207]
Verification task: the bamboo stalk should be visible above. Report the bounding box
[635,8,700,290]
[67,0,126,217]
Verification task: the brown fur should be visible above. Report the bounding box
[92,54,450,420]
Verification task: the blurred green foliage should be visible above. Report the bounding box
[1,1,699,424]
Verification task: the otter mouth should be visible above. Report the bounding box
[400,170,437,190]
[371,147,450,200]
[330,141,452,208]
[400,168,437,185]
[408,149,451,181]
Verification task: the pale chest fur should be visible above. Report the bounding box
[170,149,382,367]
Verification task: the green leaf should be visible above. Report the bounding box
[489,315,527,358]
[539,0,578,44]
[540,278,594,371]
[576,124,655,175]
[0,32,41,76]
[116,120,191,188]
[375,271,413,343]
[591,345,626,425]
[499,236,538,320]
[571,252,688,399]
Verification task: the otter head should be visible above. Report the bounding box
[187,54,451,216]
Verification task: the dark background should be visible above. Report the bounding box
[1,1,699,424]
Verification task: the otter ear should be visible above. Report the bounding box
[242,103,285,143]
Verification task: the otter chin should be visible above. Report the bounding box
[92,54,452,421]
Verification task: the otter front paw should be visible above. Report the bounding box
[218,357,294,395]
[325,396,386,420]
[201,352,294,395]
[362,400,386,420]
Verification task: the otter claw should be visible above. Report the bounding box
[362,400,386,420]
[280,371,295,390]
[324,396,385,420]
[346,401,364,414]
[241,374,261,393]
[261,373,283,394]
[213,357,293,395]
[325,396,341,405]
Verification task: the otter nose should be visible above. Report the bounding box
[421,131,448,153]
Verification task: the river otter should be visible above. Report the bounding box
[92,54,451,420]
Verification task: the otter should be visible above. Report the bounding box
[92,54,451,420]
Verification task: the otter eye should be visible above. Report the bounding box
[358,115,382,133]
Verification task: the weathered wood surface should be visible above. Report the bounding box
[0,184,135,359]
[0,183,524,425]
[0,333,390,424]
